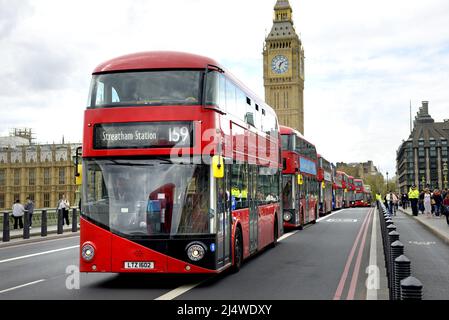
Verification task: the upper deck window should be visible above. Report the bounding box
[87,70,201,108]
[281,134,292,151]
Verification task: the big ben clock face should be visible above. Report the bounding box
[271,55,289,74]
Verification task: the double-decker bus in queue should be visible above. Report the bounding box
[318,154,333,216]
[80,51,282,274]
[353,178,366,207]
[364,184,372,207]
[281,126,319,229]
[332,165,343,210]
[336,171,348,208]
[348,175,356,207]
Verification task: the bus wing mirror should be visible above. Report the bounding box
[212,155,224,179]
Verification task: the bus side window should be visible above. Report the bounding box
[219,74,226,112]
[226,79,236,117]
[95,82,105,105]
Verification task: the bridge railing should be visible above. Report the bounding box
[1,207,79,242]
[377,200,423,300]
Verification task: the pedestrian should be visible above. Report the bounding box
[57,194,70,226]
[393,192,399,214]
[432,189,443,218]
[424,188,432,218]
[408,185,419,216]
[418,190,425,214]
[401,193,408,209]
[12,199,25,229]
[442,193,449,226]
[442,188,448,203]
[24,197,35,228]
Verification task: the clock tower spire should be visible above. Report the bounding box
[263,0,305,134]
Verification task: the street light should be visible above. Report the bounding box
[443,161,448,189]
[386,171,389,191]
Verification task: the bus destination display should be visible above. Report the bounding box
[94,122,193,149]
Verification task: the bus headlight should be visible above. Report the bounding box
[186,242,206,261]
[283,211,292,222]
[81,243,95,262]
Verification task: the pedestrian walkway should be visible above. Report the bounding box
[397,207,449,245]
[391,210,449,299]
[0,224,79,248]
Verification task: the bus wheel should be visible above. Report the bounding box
[232,227,243,273]
[270,218,279,248]
[312,207,317,224]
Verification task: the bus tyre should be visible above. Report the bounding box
[270,218,279,248]
[298,210,304,230]
[312,207,317,224]
[232,227,243,273]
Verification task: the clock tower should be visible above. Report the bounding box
[263,0,305,134]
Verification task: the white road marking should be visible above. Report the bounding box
[317,209,347,222]
[0,279,46,294]
[154,283,202,300]
[325,218,358,223]
[278,230,298,242]
[408,241,436,246]
[0,245,79,264]
[366,207,378,300]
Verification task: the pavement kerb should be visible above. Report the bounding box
[397,208,449,245]
[0,230,80,248]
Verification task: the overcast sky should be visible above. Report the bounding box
[1,0,449,178]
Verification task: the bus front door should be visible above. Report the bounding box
[216,164,231,269]
[249,165,258,254]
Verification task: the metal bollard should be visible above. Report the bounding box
[72,208,78,233]
[394,255,411,300]
[400,276,423,300]
[41,210,47,237]
[388,230,400,244]
[389,240,405,300]
[57,209,63,234]
[386,224,396,233]
[386,230,400,271]
[23,211,30,239]
[2,212,10,242]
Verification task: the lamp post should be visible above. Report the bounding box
[443,161,448,190]
[386,171,389,192]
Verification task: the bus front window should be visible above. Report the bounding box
[88,71,202,108]
[82,159,211,236]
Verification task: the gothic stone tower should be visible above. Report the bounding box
[263,0,305,134]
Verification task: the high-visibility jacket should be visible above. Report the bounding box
[375,193,382,201]
[408,188,419,199]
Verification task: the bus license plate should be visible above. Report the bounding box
[124,262,154,270]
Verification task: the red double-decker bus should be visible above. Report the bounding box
[336,171,349,208]
[364,184,372,206]
[80,51,282,274]
[318,154,333,216]
[348,175,356,207]
[281,126,318,229]
[353,178,366,207]
[332,167,343,210]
